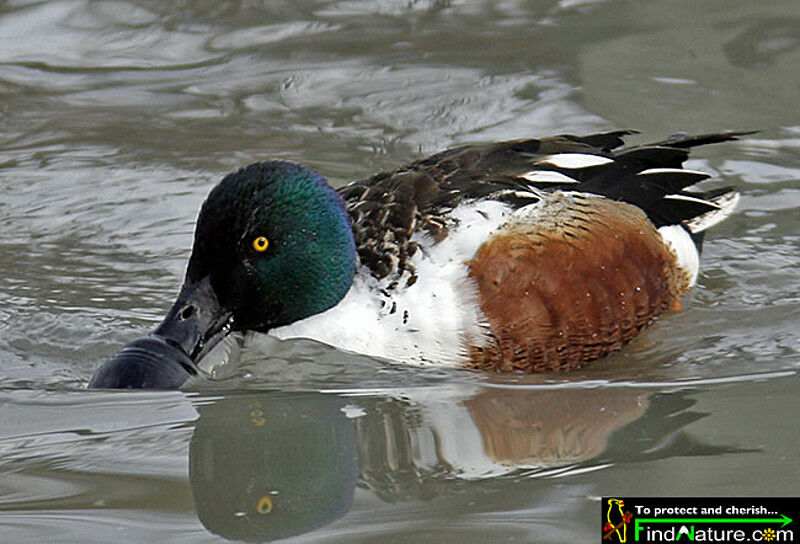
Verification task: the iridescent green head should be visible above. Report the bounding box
[89,160,357,390]
[186,161,357,331]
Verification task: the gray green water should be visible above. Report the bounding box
[1,0,799,542]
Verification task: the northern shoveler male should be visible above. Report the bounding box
[89,130,749,389]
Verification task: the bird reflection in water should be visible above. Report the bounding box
[188,386,748,542]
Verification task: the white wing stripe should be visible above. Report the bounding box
[638,168,710,177]
[664,194,721,208]
[534,153,614,169]
[518,170,578,183]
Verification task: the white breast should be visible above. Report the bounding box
[269,200,513,365]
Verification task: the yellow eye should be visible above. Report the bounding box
[256,496,273,514]
[252,236,269,252]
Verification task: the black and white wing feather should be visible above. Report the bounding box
[338,130,750,280]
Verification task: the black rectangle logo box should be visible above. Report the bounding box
[601,497,798,543]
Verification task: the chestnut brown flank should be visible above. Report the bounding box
[467,193,690,372]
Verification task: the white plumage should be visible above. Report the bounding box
[270,200,513,365]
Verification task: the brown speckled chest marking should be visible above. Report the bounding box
[467,192,690,372]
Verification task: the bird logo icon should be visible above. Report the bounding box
[603,498,633,542]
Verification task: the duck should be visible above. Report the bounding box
[88,129,749,389]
